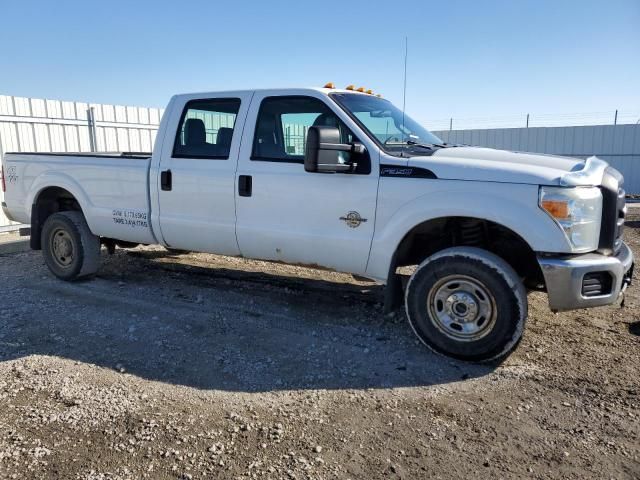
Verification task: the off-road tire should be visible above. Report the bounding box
[405,246,527,363]
[41,211,101,281]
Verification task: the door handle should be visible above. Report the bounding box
[161,170,172,191]
[238,175,252,197]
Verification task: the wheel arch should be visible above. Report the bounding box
[366,187,571,285]
[378,215,546,314]
[30,183,88,250]
[392,215,542,279]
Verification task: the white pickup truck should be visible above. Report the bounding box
[1,86,633,362]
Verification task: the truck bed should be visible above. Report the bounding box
[2,152,156,245]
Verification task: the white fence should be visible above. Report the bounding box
[0,94,163,229]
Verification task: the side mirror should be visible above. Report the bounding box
[304,126,365,173]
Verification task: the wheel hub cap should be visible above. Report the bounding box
[447,292,478,319]
[427,275,497,342]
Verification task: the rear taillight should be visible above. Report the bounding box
[1,165,5,192]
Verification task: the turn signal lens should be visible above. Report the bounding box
[541,200,570,220]
[323,82,335,89]
[539,186,603,252]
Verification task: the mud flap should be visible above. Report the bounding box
[383,268,404,314]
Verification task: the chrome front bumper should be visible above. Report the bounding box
[538,242,634,311]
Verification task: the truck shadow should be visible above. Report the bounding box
[0,249,495,392]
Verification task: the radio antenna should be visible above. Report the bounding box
[401,37,408,148]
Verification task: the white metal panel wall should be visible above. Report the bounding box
[0,95,163,155]
[434,124,640,194]
[0,94,164,228]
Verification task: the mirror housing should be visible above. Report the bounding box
[304,126,364,173]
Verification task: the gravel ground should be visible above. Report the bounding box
[0,226,639,479]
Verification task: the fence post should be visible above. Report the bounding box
[614,110,618,126]
[0,129,5,201]
[87,107,97,152]
[526,113,529,128]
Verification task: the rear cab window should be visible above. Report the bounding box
[173,98,241,159]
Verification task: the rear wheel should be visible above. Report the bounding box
[41,211,101,281]
[405,246,527,362]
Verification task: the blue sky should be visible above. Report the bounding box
[1,0,639,127]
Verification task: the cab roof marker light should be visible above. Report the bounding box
[345,85,355,91]
[323,82,335,89]
[366,89,373,95]
[356,87,366,92]
[376,94,383,98]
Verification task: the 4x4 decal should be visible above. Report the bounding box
[6,166,18,184]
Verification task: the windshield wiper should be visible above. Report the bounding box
[407,140,439,149]
[386,141,427,148]
[386,140,445,150]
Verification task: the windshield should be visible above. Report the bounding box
[330,93,443,155]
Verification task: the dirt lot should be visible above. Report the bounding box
[0,227,638,480]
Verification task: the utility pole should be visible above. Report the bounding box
[401,37,408,143]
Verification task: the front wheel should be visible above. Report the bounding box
[405,247,527,362]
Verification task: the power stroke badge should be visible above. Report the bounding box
[340,211,367,228]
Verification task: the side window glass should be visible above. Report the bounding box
[173,98,241,159]
[281,112,322,156]
[252,96,349,161]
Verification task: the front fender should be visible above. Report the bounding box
[365,182,571,282]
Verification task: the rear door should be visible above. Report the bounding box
[234,91,379,275]
[157,93,252,254]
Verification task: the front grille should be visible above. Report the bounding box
[598,167,625,255]
[582,272,613,297]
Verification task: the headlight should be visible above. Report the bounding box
[539,186,602,252]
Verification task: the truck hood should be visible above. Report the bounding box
[410,146,594,186]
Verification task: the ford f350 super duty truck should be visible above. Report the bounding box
[1,86,633,362]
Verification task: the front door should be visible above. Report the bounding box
[235,92,379,274]
[157,93,252,254]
